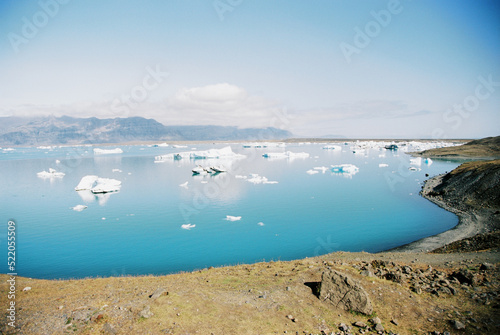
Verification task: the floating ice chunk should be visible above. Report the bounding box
[181,223,196,230]
[243,142,285,148]
[306,169,319,175]
[179,181,189,189]
[379,163,389,168]
[172,144,187,148]
[112,168,122,173]
[257,222,265,226]
[156,143,169,147]
[75,175,99,191]
[247,174,278,184]
[323,145,341,150]
[314,166,329,173]
[75,175,121,193]
[201,181,208,184]
[91,178,122,194]
[408,167,420,171]
[424,158,433,165]
[410,157,422,166]
[226,215,242,221]
[93,148,123,155]
[235,175,247,179]
[55,159,61,164]
[102,217,106,220]
[71,205,88,212]
[262,151,309,159]
[331,164,359,174]
[37,168,65,179]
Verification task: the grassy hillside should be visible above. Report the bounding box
[415,136,500,158]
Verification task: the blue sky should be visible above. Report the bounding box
[0,0,499,138]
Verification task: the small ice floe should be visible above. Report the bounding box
[314,166,329,173]
[181,223,196,230]
[75,175,121,194]
[210,165,227,173]
[262,151,310,159]
[172,144,187,148]
[192,165,210,174]
[331,164,359,174]
[112,168,122,173]
[226,215,242,221]
[156,143,169,147]
[408,167,420,171]
[102,217,106,220]
[55,159,61,164]
[247,174,278,184]
[179,181,189,189]
[235,175,247,179]
[410,157,422,166]
[71,205,88,212]
[424,158,433,165]
[3,148,15,152]
[379,163,389,168]
[322,145,341,150]
[201,181,208,184]
[257,222,265,226]
[93,148,123,155]
[37,168,65,179]
[306,169,319,175]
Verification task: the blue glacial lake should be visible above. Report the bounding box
[0,142,460,279]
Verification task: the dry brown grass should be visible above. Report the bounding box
[1,251,498,334]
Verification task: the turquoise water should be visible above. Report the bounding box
[0,143,459,279]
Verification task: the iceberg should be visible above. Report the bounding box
[112,168,122,173]
[172,144,188,148]
[155,146,244,161]
[262,151,310,159]
[181,223,196,230]
[331,164,359,177]
[243,142,285,148]
[93,148,123,155]
[410,157,422,166]
[71,205,88,212]
[75,175,121,193]
[424,158,433,165]
[379,163,389,168]
[257,222,265,226]
[179,181,189,189]
[37,168,65,179]
[323,145,341,150]
[247,174,278,184]
[314,166,329,173]
[226,215,242,221]
[306,169,319,175]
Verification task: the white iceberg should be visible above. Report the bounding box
[181,223,196,230]
[235,175,248,179]
[410,157,422,166]
[179,181,189,189]
[314,166,329,173]
[93,148,123,155]
[257,222,265,226]
[75,175,121,193]
[156,143,169,147]
[112,168,122,173]
[71,205,88,212]
[306,169,319,175]
[226,215,242,221]
[155,146,244,161]
[172,144,188,148]
[331,164,359,177]
[247,174,278,184]
[323,145,341,150]
[37,168,65,179]
[424,158,433,165]
[262,151,310,159]
[243,142,285,148]
[379,163,389,168]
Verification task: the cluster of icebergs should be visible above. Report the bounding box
[243,142,286,148]
[155,146,244,161]
[306,164,360,178]
[75,175,122,194]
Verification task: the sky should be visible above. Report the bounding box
[0,0,499,138]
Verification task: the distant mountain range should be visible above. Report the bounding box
[0,116,292,146]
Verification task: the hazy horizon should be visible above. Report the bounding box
[1,0,499,139]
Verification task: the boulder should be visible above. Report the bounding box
[319,269,373,315]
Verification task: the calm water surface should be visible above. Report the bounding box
[0,143,460,279]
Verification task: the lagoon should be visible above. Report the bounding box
[0,142,460,279]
